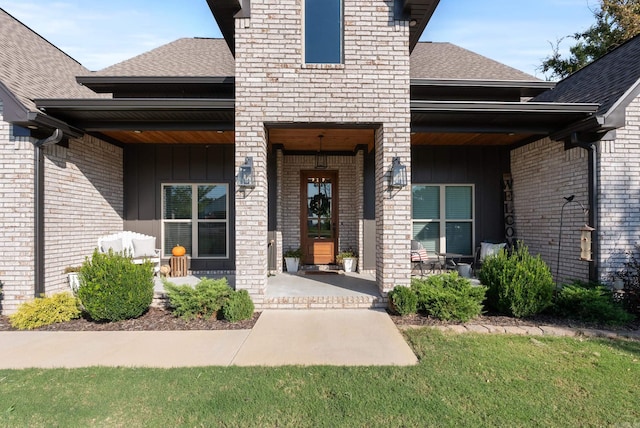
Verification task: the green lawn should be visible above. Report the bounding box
[1,329,638,427]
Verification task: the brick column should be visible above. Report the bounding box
[234,126,268,302]
[375,126,412,294]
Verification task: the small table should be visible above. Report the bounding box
[436,252,463,271]
[170,255,188,277]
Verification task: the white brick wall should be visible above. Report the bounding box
[235,0,412,295]
[0,104,123,314]
[0,102,35,314]
[598,96,640,280]
[511,138,590,284]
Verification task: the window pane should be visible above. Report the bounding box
[446,186,472,219]
[413,221,440,253]
[164,222,192,256]
[198,185,227,220]
[305,0,341,63]
[446,222,472,255]
[164,185,192,220]
[198,223,227,257]
[412,186,440,219]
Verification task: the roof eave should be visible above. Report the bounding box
[410,100,599,114]
[403,0,441,52]
[76,76,236,93]
[411,79,555,98]
[206,0,250,56]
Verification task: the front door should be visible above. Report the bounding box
[301,171,338,265]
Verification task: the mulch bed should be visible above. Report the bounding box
[1,307,637,332]
[0,307,260,332]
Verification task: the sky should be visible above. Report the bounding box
[1,0,599,78]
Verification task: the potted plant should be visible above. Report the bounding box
[283,247,302,272]
[64,266,82,294]
[337,250,358,273]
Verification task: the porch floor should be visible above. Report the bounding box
[154,271,386,310]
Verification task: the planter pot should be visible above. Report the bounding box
[67,272,80,294]
[284,257,299,273]
[343,257,357,273]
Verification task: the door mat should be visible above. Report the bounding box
[301,270,342,275]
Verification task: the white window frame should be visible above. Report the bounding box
[161,183,229,259]
[412,184,475,256]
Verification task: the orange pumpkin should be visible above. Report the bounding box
[172,245,186,257]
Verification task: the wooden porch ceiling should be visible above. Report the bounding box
[97,129,525,147]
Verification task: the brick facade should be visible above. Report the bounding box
[0,102,123,314]
[234,0,412,296]
[598,95,640,280]
[511,138,591,284]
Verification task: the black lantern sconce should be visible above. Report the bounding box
[390,157,407,188]
[237,156,255,189]
[315,135,328,169]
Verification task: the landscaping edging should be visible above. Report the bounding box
[398,323,640,341]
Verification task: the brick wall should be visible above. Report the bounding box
[511,138,590,284]
[235,0,412,295]
[0,107,123,314]
[0,102,35,314]
[42,135,123,297]
[598,95,640,281]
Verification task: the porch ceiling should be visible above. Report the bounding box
[268,128,375,152]
[100,130,234,145]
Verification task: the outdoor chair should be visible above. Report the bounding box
[411,240,441,276]
[472,241,507,277]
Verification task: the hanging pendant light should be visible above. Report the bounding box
[315,134,327,169]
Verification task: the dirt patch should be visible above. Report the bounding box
[0,307,260,331]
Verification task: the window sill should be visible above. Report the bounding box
[302,63,345,70]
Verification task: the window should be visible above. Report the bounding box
[412,185,474,255]
[162,184,228,258]
[305,0,342,64]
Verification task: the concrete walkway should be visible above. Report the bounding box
[0,309,418,369]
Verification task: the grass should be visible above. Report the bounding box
[0,329,639,427]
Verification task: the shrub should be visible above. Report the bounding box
[9,293,81,330]
[479,243,554,318]
[388,286,418,315]
[411,273,486,322]
[77,249,154,322]
[552,281,634,326]
[222,290,255,322]
[164,277,232,320]
[613,244,640,315]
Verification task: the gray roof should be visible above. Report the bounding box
[92,38,235,77]
[0,8,100,113]
[534,34,640,117]
[411,42,538,81]
[89,38,536,83]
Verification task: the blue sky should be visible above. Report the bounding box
[1,0,597,78]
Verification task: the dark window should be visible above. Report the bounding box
[305,0,342,64]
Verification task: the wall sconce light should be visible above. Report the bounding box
[391,157,407,188]
[315,135,327,169]
[580,224,595,261]
[237,156,255,189]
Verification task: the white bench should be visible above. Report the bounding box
[97,231,161,274]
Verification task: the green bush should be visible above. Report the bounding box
[411,273,486,322]
[164,277,232,320]
[479,243,554,318]
[9,292,81,330]
[552,281,634,326]
[222,290,255,322]
[77,249,154,322]
[388,286,418,315]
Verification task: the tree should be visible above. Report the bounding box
[540,0,640,80]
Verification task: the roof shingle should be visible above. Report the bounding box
[0,8,102,112]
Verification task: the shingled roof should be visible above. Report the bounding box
[87,38,536,83]
[411,42,538,81]
[534,34,640,118]
[92,38,235,77]
[0,8,101,113]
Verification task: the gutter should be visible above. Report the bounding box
[34,129,63,296]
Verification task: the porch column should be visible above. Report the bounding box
[375,126,412,294]
[235,126,268,303]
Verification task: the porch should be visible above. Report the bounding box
[154,271,386,310]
